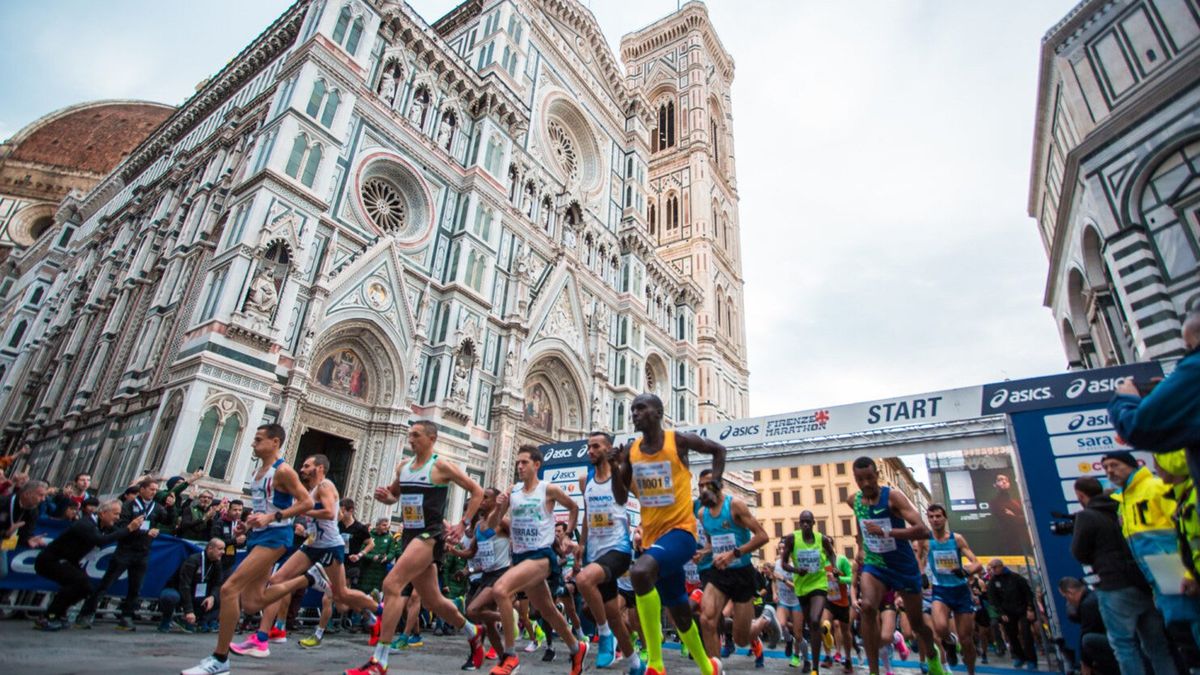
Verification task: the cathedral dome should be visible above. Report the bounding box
[3,100,173,175]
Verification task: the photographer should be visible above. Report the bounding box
[1057,577,1117,675]
[1069,476,1175,675]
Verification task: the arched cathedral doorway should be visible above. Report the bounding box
[517,354,586,452]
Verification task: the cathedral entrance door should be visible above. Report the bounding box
[296,429,355,489]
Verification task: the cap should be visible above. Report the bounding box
[1100,450,1139,469]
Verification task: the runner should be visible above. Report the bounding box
[488,444,588,675]
[849,456,944,675]
[917,504,983,675]
[344,419,487,675]
[696,469,773,664]
[230,453,384,657]
[782,510,837,675]
[823,545,855,672]
[574,430,640,673]
[615,393,727,675]
[461,487,511,670]
[770,540,802,666]
[182,424,313,675]
[557,521,586,644]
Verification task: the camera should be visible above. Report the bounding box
[1049,511,1075,536]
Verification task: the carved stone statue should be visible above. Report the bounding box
[591,393,602,426]
[594,301,610,334]
[504,349,515,381]
[408,372,420,399]
[437,115,454,150]
[378,68,397,107]
[450,356,470,402]
[245,267,279,318]
[563,224,576,250]
[408,91,426,126]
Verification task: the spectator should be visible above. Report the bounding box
[1058,577,1117,675]
[0,444,31,474]
[81,496,100,520]
[338,498,371,592]
[159,538,225,633]
[1070,475,1176,675]
[1108,303,1200,484]
[76,477,174,630]
[177,490,218,541]
[121,486,139,503]
[151,469,203,506]
[33,501,144,630]
[1,479,49,579]
[58,501,80,522]
[985,560,1037,669]
[212,498,245,570]
[52,473,95,517]
[358,517,396,594]
[1158,450,1199,595]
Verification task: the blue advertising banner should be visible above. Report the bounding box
[0,518,201,595]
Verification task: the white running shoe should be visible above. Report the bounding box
[762,604,782,649]
[181,655,231,674]
[308,563,331,595]
[524,639,540,653]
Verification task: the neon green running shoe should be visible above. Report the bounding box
[791,654,802,668]
[390,634,409,651]
[299,635,322,649]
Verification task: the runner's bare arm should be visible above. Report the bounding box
[915,539,929,573]
[374,463,403,505]
[780,532,799,574]
[613,441,633,498]
[578,476,590,552]
[435,459,485,534]
[732,497,769,555]
[822,532,836,563]
[546,483,578,535]
[307,481,338,520]
[886,488,931,541]
[675,431,726,482]
[955,532,983,575]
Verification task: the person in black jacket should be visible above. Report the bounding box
[1058,577,1117,675]
[159,538,225,632]
[34,500,143,630]
[985,560,1037,669]
[176,490,218,541]
[76,477,174,630]
[1,479,48,579]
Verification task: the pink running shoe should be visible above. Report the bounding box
[230,634,271,658]
[893,632,910,660]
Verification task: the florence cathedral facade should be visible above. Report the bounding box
[0,0,749,519]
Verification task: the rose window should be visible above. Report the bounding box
[547,120,579,183]
[362,177,407,233]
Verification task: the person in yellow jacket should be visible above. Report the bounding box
[1149,449,1200,652]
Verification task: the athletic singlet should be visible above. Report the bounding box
[630,431,695,548]
[251,458,294,530]
[473,521,511,573]
[827,557,851,606]
[792,531,830,596]
[584,475,632,562]
[774,559,799,606]
[693,501,713,571]
[699,494,751,569]
[509,480,555,554]
[853,486,919,573]
[397,455,447,535]
[927,531,966,588]
[306,479,343,548]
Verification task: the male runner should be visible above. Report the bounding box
[615,393,726,675]
[849,457,944,675]
[183,424,313,675]
[489,445,588,675]
[575,431,641,672]
[461,487,510,669]
[782,510,837,675]
[345,420,487,675]
[696,469,772,662]
[230,453,384,657]
[917,504,982,675]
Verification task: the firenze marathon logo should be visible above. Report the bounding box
[764,410,830,438]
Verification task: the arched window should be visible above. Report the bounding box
[29,286,44,305]
[655,100,675,151]
[301,143,323,187]
[306,79,326,117]
[678,395,686,423]
[716,296,723,328]
[285,134,308,178]
[7,320,27,347]
[346,16,364,55]
[541,196,554,233]
[664,195,679,230]
[649,202,656,235]
[710,116,720,167]
[186,405,244,481]
[332,6,351,44]
[1138,138,1200,280]
[320,89,340,127]
[615,402,626,431]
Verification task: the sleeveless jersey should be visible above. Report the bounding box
[584,475,632,562]
[774,559,799,606]
[827,556,851,606]
[853,486,919,574]
[630,431,695,548]
[251,457,293,530]
[792,531,830,596]
[927,531,966,587]
[510,480,556,554]
[473,522,511,573]
[699,494,751,569]
[398,455,447,535]
[306,479,343,548]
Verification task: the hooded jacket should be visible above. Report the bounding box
[1070,493,1148,591]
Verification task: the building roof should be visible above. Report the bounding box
[3,100,174,176]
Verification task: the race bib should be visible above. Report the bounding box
[860,518,897,553]
[589,509,615,531]
[711,532,738,556]
[476,538,496,569]
[932,550,960,574]
[140,519,151,532]
[685,561,700,584]
[632,462,675,507]
[828,579,842,601]
[401,494,425,529]
[195,583,207,597]
[795,548,821,573]
[512,525,541,549]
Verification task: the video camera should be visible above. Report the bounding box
[1048,510,1075,536]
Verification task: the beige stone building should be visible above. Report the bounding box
[753,457,931,564]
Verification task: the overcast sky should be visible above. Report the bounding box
[0,0,1078,421]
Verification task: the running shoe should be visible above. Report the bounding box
[368,616,382,647]
[927,646,945,675]
[681,643,689,659]
[523,638,540,653]
[345,658,388,675]
[299,635,323,648]
[790,655,801,668]
[720,639,734,658]
[230,634,271,657]
[919,662,928,674]
[468,624,486,670]
[543,648,556,662]
[711,656,724,675]
[751,638,764,659]
[390,634,409,651]
[762,605,782,649]
[822,620,834,650]
[268,626,288,643]
[310,565,331,594]
[569,642,589,675]
[181,656,231,675]
[893,632,910,660]
[644,666,664,675]
[461,652,478,671]
[116,616,137,631]
[34,617,66,631]
[407,634,424,647]
[627,660,646,675]
[823,655,833,666]
[490,654,520,675]
[487,647,498,660]
[755,652,765,668]
[73,615,94,630]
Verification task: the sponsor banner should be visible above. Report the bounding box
[539,439,590,469]
[537,451,640,527]
[981,362,1163,415]
[1048,430,1131,456]
[1041,409,1114,436]
[0,518,200,594]
[1054,452,1153,479]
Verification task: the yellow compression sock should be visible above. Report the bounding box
[678,620,713,675]
[635,590,665,670]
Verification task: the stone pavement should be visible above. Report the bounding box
[0,618,1031,675]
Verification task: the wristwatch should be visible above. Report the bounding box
[274,511,283,522]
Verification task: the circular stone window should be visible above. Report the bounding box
[542,97,601,192]
[547,120,579,184]
[354,153,433,248]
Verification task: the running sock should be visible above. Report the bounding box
[461,619,477,636]
[597,621,611,637]
[678,621,713,675]
[274,619,285,631]
[255,630,269,642]
[634,590,665,670]
[569,640,580,655]
[212,652,228,663]
[304,573,316,588]
[374,643,390,667]
[314,627,325,640]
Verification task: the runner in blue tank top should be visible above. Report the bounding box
[916,504,983,675]
[848,457,944,675]
[183,424,313,675]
